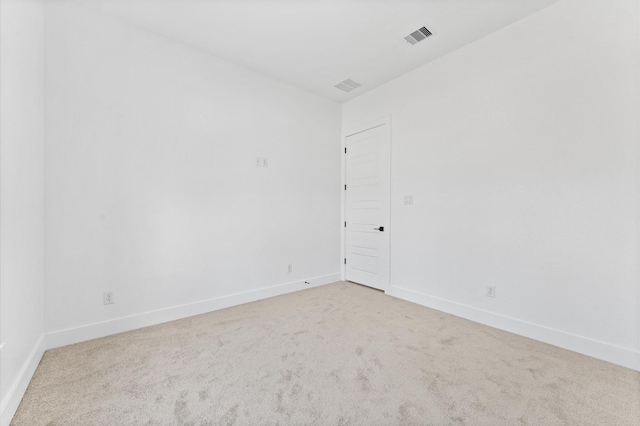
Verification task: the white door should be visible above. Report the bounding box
[344,119,390,291]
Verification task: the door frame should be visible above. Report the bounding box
[341,115,391,291]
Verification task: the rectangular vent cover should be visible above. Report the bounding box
[334,78,362,92]
[405,26,432,45]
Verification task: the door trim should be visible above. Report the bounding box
[341,115,391,291]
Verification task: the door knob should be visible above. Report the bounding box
[373,227,384,232]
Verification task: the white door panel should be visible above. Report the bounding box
[351,253,379,273]
[345,120,390,291]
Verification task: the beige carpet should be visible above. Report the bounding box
[12,282,640,425]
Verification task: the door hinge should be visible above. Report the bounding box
[344,147,347,153]
[344,184,347,190]
[344,221,347,227]
[344,258,347,264]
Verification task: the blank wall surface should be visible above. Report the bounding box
[44,4,341,336]
[343,0,640,368]
[0,0,45,416]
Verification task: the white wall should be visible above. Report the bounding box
[44,4,341,345]
[343,0,640,369]
[0,0,46,423]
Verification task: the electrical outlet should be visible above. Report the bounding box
[486,286,496,298]
[287,264,293,273]
[103,291,115,305]
[404,195,414,205]
[255,156,262,167]
[262,157,268,168]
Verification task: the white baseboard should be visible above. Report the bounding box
[386,285,640,372]
[0,335,46,426]
[46,273,341,350]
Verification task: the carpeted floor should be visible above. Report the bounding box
[12,281,640,425]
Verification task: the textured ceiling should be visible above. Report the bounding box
[75,0,559,103]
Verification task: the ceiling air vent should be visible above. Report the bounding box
[334,78,362,93]
[404,26,432,45]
